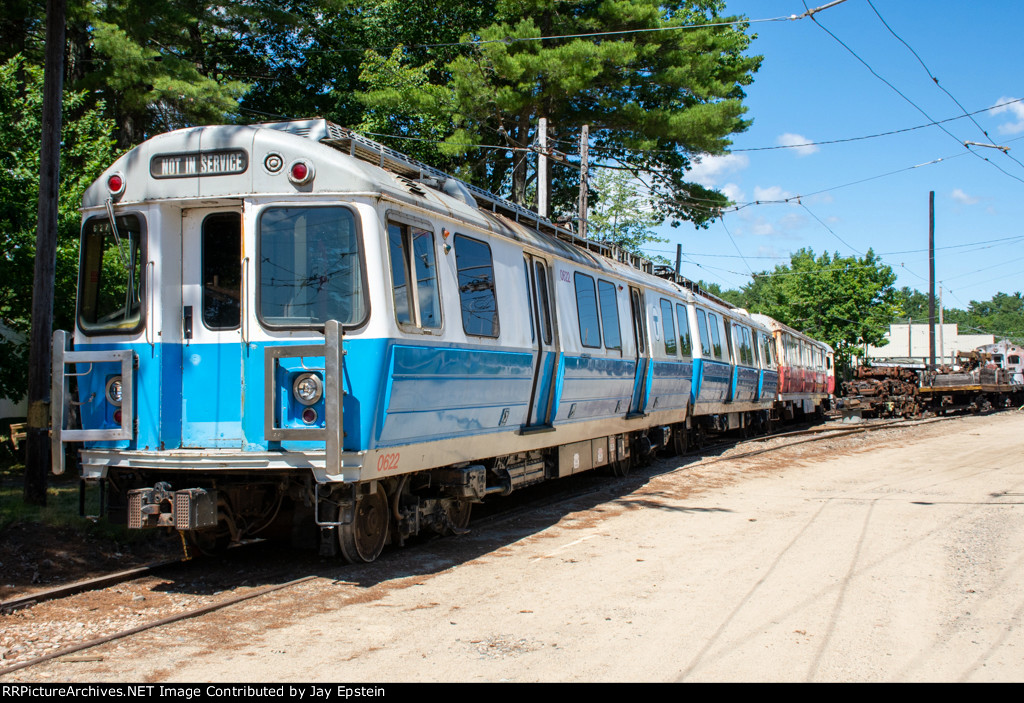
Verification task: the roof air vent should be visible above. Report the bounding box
[442,178,477,209]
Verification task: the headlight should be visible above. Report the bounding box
[105,376,123,406]
[292,373,323,406]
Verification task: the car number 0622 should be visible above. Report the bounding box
[376,453,400,472]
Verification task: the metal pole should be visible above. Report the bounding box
[25,0,67,505]
[675,243,682,279]
[928,190,936,368]
[578,124,589,239]
[537,117,548,219]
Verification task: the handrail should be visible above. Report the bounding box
[51,330,136,475]
[241,256,250,345]
[144,260,155,347]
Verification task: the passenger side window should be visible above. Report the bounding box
[696,309,712,357]
[388,221,440,330]
[761,333,775,367]
[598,280,621,350]
[675,304,692,358]
[741,327,753,366]
[660,299,677,356]
[454,234,498,337]
[574,273,602,348]
[707,312,723,359]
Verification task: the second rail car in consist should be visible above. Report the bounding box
[52,120,834,562]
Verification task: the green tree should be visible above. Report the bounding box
[587,168,665,255]
[73,0,249,147]
[0,56,118,402]
[963,292,1024,342]
[356,0,760,226]
[892,286,931,323]
[895,289,1024,344]
[739,248,899,370]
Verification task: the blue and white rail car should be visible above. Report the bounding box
[684,300,779,439]
[53,119,722,561]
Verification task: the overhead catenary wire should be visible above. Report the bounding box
[865,0,1024,174]
[80,2,849,66]
[802,0,1024,186]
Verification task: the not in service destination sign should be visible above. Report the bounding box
[151,149,249,178]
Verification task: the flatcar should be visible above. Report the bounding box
[839,340,1024,418]
[51,120,833,562]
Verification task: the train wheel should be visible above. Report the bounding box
[339,485,389,563]
[184,528,231,557]
[439,499,473,535]
[672,425,688,455]
[609,454,632,477]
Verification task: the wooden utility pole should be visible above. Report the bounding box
[24,0,67,505]
[928,190,936,368]
[577,125,589,239]
[537,118,548,219]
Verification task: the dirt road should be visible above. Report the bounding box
[7,413,1024,682]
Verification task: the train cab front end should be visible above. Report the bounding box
[48,124,382,547]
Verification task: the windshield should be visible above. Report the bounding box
[258,206,366,327]
[77,215,144,334]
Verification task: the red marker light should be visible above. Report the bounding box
[108,173,124,194]
[113,409,122,425]
[287,160,314,185]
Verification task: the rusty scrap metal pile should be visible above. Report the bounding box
[841,350,1024,419]
[841,366,921,418]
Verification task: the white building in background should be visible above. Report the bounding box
[0,321,27,421]
[865,323,993,366]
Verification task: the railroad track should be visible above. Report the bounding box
[0,411,992,678]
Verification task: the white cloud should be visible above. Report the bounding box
[779,212,808,231]
[753,185,795,202]
[750,217,776,237]
[756,245,786,259]
[720,183,745,203]
[776,132,819,156]
[951,188,979,205]
[991,96,1024,135]
[688,153,749,188]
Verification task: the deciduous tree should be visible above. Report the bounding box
[0,56,117,402]
[738,248,899,370]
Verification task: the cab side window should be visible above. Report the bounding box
[388,221,440,330]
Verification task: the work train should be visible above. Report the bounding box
[51,120,834,562]
[840,339,1024,418]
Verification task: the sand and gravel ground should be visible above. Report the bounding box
[4,412,1023,682]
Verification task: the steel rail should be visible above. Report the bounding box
[0,575,317,677]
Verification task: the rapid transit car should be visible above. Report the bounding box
[51,120,830,562]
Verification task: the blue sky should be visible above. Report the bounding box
[648,0,1024,311]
